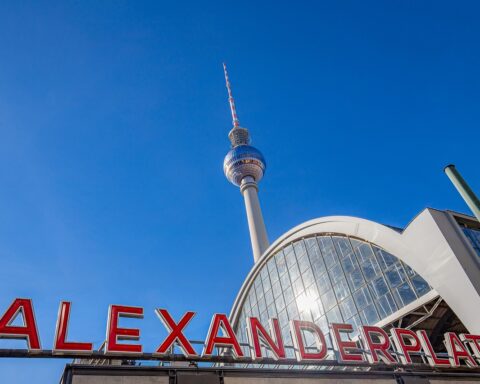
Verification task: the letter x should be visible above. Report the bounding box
[155,309,197,357]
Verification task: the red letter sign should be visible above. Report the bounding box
[330,323,365,363]
[247,317,285,361]
[444,332,477,367]
[105,305,143,355]
[290,320,327,362]
[155,309,197,357]
[461,334,480,363]
[417,330,450,367]
[0,298,41,350]
[360,325,396,364]
[390,328,422,365]
[53,301,93,354]
[203,314,243,358]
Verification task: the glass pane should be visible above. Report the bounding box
[394,282,417,306]
[352,240,374,263]
[353,286,372,310]
[284,286,295,304]
[320,289,337,311]
[316,272,332,294]
[411,274,431,297]
[341,254,358,273]
[275,294,285,311]
[376,292,397,318]
[276,252,287,276]
[326,306,343,324]
[285,246,296,267]
[292,277,305,297]
[272,280,282,298]
[333,236,354,258]
[328,264,344,284]
[265,289,274,306]
[286,301,299,319]
[333,278,350,301]
[318,237,338,269]
[305,237,318,250]
[294,241,307,259]
[302,268,315,287]
[360,303,379,325]
[289,263,300,282]
[280,272,290,290]
[339,296,357,320]
[347,268,365,291]
[310,251,326,277]
[370,276,389,298]
[298,254,311,273]
[385,264,406,288]
[374,247,397,269]
[361,257,381,281]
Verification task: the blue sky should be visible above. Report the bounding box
[0,0,479,382]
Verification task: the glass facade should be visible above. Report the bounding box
[462,227,480,257]
[234,235,431,359]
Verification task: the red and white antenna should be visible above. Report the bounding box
[223,63,240,127]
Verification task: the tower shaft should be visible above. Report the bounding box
[222,64,269,263]
[240,177,269,262]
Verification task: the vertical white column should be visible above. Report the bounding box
[240,176,270,263]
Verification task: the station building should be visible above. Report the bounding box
[61,68,480,383]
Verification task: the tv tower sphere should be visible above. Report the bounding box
[223,141,266,187]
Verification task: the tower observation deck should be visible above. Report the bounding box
[222,64,269,263]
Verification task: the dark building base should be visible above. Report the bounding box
[61,364,480,384]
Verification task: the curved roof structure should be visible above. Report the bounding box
[230,208,480,335]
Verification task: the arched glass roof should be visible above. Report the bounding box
[234,234,431,359]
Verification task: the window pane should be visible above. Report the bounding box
[376,292,397,318]
[353,286,372,310]
[347,268,365,291]
[284,286,295,304]
[341,254,358,273]
[374,247,397,269]
[329,264,344,284]
[275,294,285,311]
[340,296,357,320]
[352,240,374,263]
[302,268,315,287]
[360,303,379,325]
[361,257,381,281]
[326,306,343,324]
[285,247,296,267]
[289,263,300,282]
[411,274,431,297]
[333,236,354,258]
[318,237,338,269]
[394,282,416,306]
[310,252,326,276]
[276,252,287,276]
[385,264,406,288]
[292,277,305,297]
[280,272,291,290]
[320,289,337,311]
[298,254,311,273]
[272,280,282,298]
[370,276,389,298]
[333,278,350,301]
[316,272,332,293]
[305,237,318,250]
[294,241,307,259]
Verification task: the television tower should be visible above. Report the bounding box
[222,64,269,263]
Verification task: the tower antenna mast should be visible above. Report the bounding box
[223,63,240,128]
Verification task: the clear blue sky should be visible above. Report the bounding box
[0,0,479,382]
